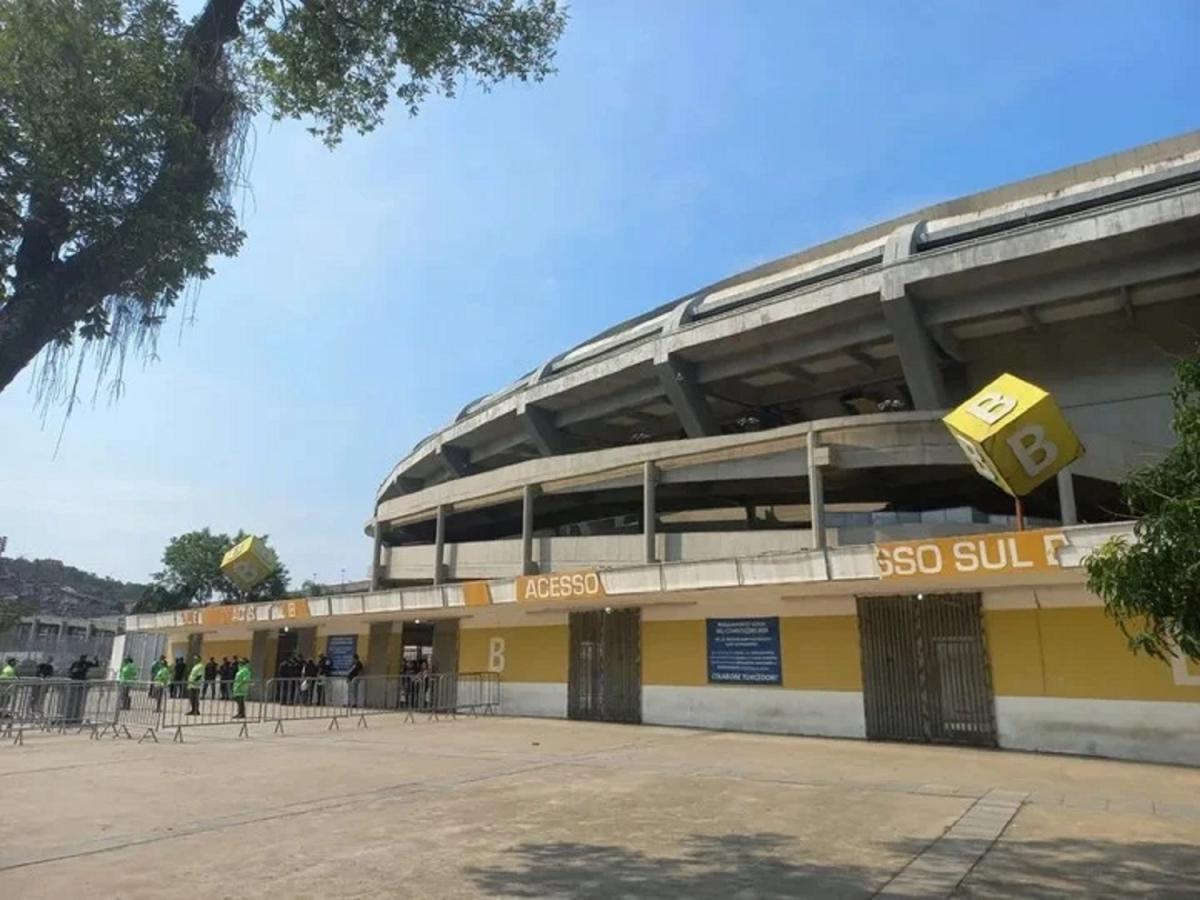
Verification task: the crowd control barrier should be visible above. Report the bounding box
[0,678,165,744]
[1,672,501,745]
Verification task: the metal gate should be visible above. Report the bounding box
[568,608,641,724]
[856,593,996,746]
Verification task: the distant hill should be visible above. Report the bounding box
[0,557,146,619]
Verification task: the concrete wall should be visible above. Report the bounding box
[386,523,1020,581]
[456,585,1200,766]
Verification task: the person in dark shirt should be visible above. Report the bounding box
[301,656,318,705]
[36,657,54,678]
[203,657,218,699]
[172,657,187,698]
[218,657,234,700]
[64,654,98,724]
[347,654,364,707]
[316,654,331,705]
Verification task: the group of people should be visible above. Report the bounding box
[273,653,334,705]
[0,653,102,723]
[149,655,253,718]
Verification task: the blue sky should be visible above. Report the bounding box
[2,0,1198,584]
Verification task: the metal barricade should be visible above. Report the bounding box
[455,672,501,716]
[262,677,358,733]
[1,678,131,744]
[159,679,267,741]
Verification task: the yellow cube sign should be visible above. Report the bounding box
[220,536,278,591]
[943,373,1083,497]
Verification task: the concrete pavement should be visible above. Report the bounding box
[1,717,1198,897]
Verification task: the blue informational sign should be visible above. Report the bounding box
[325,634,358,676]
[706,617,782,685]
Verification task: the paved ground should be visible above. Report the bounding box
[1,716,1199,898]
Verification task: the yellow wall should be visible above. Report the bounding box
[986,606,1200,701]
[780,615,862,691]
[643,620,705,686]
[641,616,861,691]
[460,625,567,683]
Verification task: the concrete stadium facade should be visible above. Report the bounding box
[129,133,1200,765]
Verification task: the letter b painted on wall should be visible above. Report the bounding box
[487,637,506,674]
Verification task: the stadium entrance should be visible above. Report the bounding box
[568,608,641,724]
[857,593,996,747]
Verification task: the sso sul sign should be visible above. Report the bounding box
[876,529,1069,581]
[943,373,1083,497]
[516,570,607,604]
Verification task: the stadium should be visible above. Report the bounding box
[127,132,1200,765]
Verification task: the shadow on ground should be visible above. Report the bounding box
[954,836,1200,898]
[466,833,1200,899]
[466,832,904,899]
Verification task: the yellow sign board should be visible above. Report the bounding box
[178,599,310,628]
[876,529,1069,581]
[462,581,493,607]
[516,570,607,604]
[943,373,1083,497]
[220,536,278,591]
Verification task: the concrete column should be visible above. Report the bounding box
[370,521,383,590]
[643,461,658,564]
[433,504,447,585]
[807,430,826,550]
[365,621,393,708]
[1057,467,1078,526]
[521,484,538,576]
[250,629,271,700]
[881,221,948,409]
[296,626,317,659]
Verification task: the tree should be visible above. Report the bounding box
[1086,348,1200,663]
[134,527,290,610]
[0,0,566,400]
[0,596,29,635]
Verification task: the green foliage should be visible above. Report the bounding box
[253,0,567,145]
[0,596,30,635]
[1086,348,1200,662]
[0,0,565,400]
[139,527,290,610]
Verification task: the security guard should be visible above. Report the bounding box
[232,658,252,720]
[0,658,16,679]
[117,656,138,710]
[152,658,171,711]
[186,656,205,716]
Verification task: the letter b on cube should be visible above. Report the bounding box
[943,373,1083,497]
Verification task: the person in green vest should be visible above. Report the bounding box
[186,656,205,716]
[0,657,17,718]
[231,658,252,720]
[152,658,171,712]
[117,656,138,710]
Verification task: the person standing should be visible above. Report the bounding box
[203,657,218,699]
[316,654,331,706]
[31,656,53,714]
[218,657,234,700]
[0,658,16,718]
[117,656,138,710]
[186,656,205,716]
[347,653,364,708]
[232,658,252,720]
[65,654,98,724]
[171,656,187,699]
[152,659,171,712]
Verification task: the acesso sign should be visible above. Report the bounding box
[516,570,607,603]
[875,530,1069,580]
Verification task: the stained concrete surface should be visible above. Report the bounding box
[1,717,1198,898]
